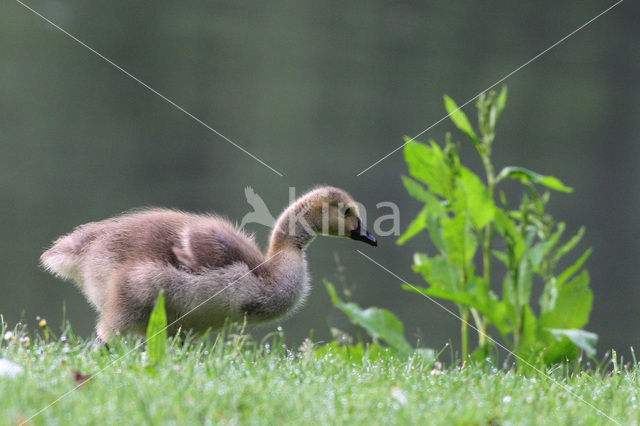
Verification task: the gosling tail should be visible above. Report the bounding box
[40,226,95,281]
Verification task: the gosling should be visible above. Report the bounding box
[40,186,377,342]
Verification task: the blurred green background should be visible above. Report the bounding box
[1,1,638,356]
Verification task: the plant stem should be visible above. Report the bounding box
[480,149,495,350]
[470,308,486,347]
[461,307,469,362]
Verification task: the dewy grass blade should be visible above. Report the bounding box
[146,291,168,366]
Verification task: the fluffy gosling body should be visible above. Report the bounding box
[40,186,377,342]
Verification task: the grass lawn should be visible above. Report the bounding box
[1,326,638,425]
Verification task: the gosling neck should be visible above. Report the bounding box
[267,196,318,255]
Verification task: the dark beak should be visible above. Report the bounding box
[350,218,378,247]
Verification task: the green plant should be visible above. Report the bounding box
[398,87,597,366]
[324,280,434,360]
[145,291,168,367]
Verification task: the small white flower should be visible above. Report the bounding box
[3,331,14,341]
[19,336,30,348]
[502,396,512,403]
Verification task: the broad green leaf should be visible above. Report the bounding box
[495,86,508,119]
[502,249,535,313]
[493,209,525,262]
[554,227,585,263]
[539,271,592,329]
[424,193,447,217]
[475,292,512,336]
[538,331,579,364]
[557,248,592,286]
[528,222,565,267]
[467,275,489,297]
[403,282,511,335]
[496,166,573,193]
[547,328,598,357]
[425,212,446,252]
[539,278,559,314]
[492,250,509,266]
[402,176,446,217]
[402,284,475,306]
[146,291,168,366]
[502,273,516,309]
[325,281,414,354]
[412,254,462,292]
[442,214,478,268]
[519,306,539,348]
[454,167,494,229]
[443,95,479,144]
[404,139,454,198]
[397,206,428,245]
[517,256,535,307]
[401,176,430,203]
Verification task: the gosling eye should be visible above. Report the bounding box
[340,206,351,216]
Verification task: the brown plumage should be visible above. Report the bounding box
[40,186,377,342]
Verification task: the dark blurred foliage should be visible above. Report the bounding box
[1,1,638,357]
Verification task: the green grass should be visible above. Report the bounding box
[1,326,638,425]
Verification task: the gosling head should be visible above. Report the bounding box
[300,186,378,247]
